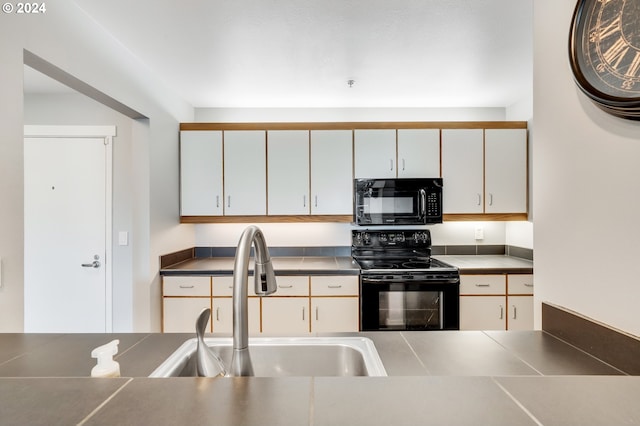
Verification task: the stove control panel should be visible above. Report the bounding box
[352,230,432,247]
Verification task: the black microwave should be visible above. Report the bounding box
[354,178,443,225]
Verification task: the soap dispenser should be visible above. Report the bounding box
[90,339,121,378]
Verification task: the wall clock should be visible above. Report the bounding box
[569,0,640,119]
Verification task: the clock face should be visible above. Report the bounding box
[569,0,640,118]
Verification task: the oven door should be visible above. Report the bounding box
[360,276,459,331]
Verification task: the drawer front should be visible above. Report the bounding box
[460,274,506,295]
[508,274,534,295]
[213,276,259,297]
[273,276,309,296]
[163,276,211,296]
[311,275,359,296]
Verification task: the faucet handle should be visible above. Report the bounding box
[254,260,277,296]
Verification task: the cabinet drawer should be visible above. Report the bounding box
[273,276,309,296]
[508,274,534,295]
[163,276,211,296]
[311,276,359,296]
[212,276,258,297]
[460,275,506,295]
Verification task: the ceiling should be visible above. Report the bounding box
[27,0,533,109]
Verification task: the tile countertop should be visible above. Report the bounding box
[1,331,638,425]
[160,256,360,276]
[161,254,533,275]
[435,254,533,274]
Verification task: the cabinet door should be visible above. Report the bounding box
[311,297,359,333]
[180,131,223,216]
[267,130,310,215]
[485,129,527,213]
[507,296,533,331]
[397,129,440,178]
[310,130,353,215]
[261,297,310,335]
[354,129,396,178]
[163,297,211,333]
[211,297,260,335]
[441,129,484,213]
[223,130,266,215]
[459,296,506,330]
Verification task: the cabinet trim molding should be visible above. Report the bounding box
[181,215,353,223]
[181,121,528,131]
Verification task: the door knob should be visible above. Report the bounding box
[82,255,101,268]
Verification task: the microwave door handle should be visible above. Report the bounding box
[419,189,426,217]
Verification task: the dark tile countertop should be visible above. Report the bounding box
[161,256,360,276]
[434,254,533,274]
[161,255,533,276]
[1,331,638,425]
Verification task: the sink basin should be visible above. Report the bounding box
[150,337,387,377]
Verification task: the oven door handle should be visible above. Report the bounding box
[362,277,460,284]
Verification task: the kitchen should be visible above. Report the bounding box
[2,0,640,424]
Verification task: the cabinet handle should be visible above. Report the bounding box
[512,305,517,320]
[227,196,231,208]
[179,285,194,289]
[216,307,220,321]
[327,284,342,289]
[489,193,494,206]
[303,195,306,207]
[475,284,491,287]
[315,307,319,321]
[499,305,504,319]
[302,307,305,321]
[477,194,482,206]
[390,159,394,171]
[278,284,293,289]
[315,196,318,207]
[402,158,406,171]
[524,283,534,287]
[216,195,220,208]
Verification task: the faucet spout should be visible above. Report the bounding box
[230,225,277,376]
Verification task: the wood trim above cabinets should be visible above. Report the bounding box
[443,213,529,222]
[181,121,528,131]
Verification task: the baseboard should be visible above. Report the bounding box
[542,302,640,375]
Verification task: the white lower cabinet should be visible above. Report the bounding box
[212,297,261,335]
[162,276,212,332]
[311,298,359,333]
[262,297,311,335]
[164,274,360,335]
[459,274,533,331]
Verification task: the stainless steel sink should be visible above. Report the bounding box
[149,337,387,377]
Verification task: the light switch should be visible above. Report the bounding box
[118,231,129,246]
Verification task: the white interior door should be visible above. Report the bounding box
[24,129,112,332]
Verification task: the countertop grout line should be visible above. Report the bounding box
[114,333,153,360]
[77,377,133,425]
[491,377,545,426]
[482,331,545,376]
[399,332,431,375]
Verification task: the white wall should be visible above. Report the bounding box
[534,1,640,336]
[195,222,510,248]
[0,0,195,332]
[195,107,507,122]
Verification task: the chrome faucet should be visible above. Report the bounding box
[230,225,277,376]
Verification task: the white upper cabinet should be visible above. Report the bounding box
[484,129,527,214]
[397,129,440,178]
[354,129,396,178]
[310,130,353,215]
[267,130,310,215]
[441,129,484,214]
[223,130,266,215]
[355,129,440,179]
[180,130,223,216]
